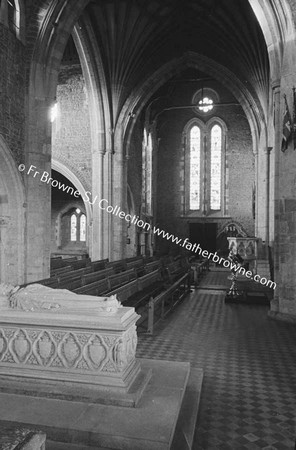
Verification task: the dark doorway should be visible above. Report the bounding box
[189,223,217,253]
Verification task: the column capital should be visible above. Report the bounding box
[271,80,281,91]
[92,148,106,156]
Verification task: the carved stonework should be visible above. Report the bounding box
[0,326,136,375]
[126,326,137,363]
[102,335,118,348]
[60,333,82,368]
[11,330,31,364]
[112,339,127,370]
[0,294,139,390]
[86,335,107,369]
[0,330,7,355]
[101,360,117,373]
[36,331,55,366]
[0,283,121,315]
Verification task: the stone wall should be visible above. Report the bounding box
[52,64,92,188]
[0,24,25,164]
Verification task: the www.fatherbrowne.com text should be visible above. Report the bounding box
[19,164,276,290]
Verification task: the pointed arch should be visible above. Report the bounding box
[51,159,92,254]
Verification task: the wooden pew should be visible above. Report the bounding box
[191,259,210,286]
[73,278,110,296]
[82,267,115,285]
[50,256,77,270]
[144,260,160,274]
[124,270,164,310]
[107,269,137,290]
[68,257,91,270]
[145,272,190,335]
[126,258,145,276]
[166,260,186,282]
[107,270,162,306]
[90,258,109,272]
[106,259,127,273]
[108,279,139,303]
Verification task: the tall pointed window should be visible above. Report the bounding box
[190,126,201,210]
[70,214,77,241]
[80,214,86,242]
[142,129,153,216]
[184,118,227,215]
[210,124,222,210]
[70,208,86,242]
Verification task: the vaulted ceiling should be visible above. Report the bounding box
[83,0,269,111]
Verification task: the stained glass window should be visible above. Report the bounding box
[146,133,152,215]
[198,97,213,112]
[190,126,201,210]
[210,124,222,210]
[80,214,86,241]
[70,214,77,241]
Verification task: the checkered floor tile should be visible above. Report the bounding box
[136,269,296,449]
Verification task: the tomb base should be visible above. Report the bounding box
[0,306,142,395]
[0,359,203,450]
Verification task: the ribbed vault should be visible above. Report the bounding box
[85,0,270,123]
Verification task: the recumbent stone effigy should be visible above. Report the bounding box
[0,283,142,397]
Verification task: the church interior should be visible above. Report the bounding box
[0,0,296,448]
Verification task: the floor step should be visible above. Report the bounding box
[0,359,203,450]
[46,441,113,450]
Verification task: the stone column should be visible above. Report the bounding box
[112,127,126,261]
[270,84,281,313]
[103,148,113,259]
[0,217,8,282]
[256,128,271,244]
[254,149,258,237]
[264,146,272,245]
[25,98,52,283]
[91,150,105,261]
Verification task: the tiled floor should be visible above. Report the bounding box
[136,268,296,450]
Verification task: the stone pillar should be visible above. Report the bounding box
[25,98,52,283]
[112,128,126,261]
[264,146,272,245]
[254,149,258,237]
[256,129,269,243]
[103,148,113,259]
[270,83,281,313]
[0,218,8,282]
[92,150,105,261]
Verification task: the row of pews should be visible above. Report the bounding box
[27,254,210,335]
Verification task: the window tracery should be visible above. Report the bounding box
[184,118,227,215]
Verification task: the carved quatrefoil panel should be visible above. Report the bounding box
[0,329,8,360]
[10,329,32,364]
[85,334,107,370]
[34,331,56,366]
[59,333,82,368]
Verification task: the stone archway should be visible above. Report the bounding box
[26,0,110,278]
[0,135,25,284]
[51,159,92,257]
